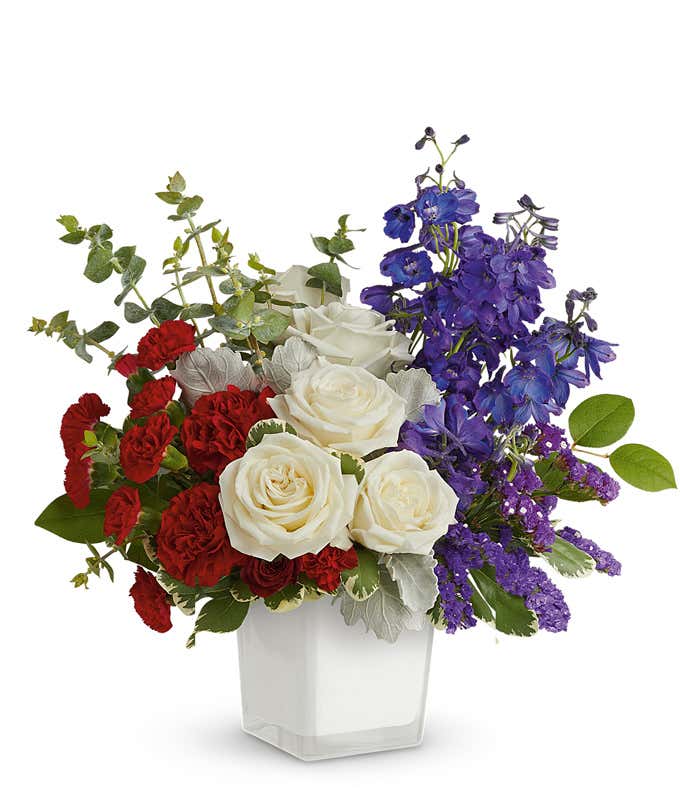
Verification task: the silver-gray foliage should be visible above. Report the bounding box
[385,368,442,421]
[174,347,259,406]
[383,552,438,612]
[262,336,318,393]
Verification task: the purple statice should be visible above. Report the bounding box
[530,422,570,457]
[380,248,433,288]
[383,204,415,243]
[497,464,556,550]
[486,544,571,632]
[435,524,571,634]
[558,527,622,576]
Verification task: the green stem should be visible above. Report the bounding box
[172,267,203,346]
[84,336,115,358]
[572,446,610,460]
[188,218,221,312]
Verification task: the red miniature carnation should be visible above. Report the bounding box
[104,486,142,545]
[156,482,245,586]
[60,393,110,458]
[114,353,140,377]
[129,376,176,419]
[299,545,359,592]
[129,567,172,633]
[136,320,196,371]
[181,386,276,476]
[119,413,177,483]
[240,556,301,598]
[64,449,93,509]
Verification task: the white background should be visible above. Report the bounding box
[3,1,679,791]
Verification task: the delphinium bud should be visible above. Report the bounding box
[424,126,435,137]
[435,163,444,174]
[454,134,470,145]
[452,171,466,189]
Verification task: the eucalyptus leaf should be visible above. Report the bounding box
[150,297,183,321]
[179,303,214,320]
[84,246,113,283]
[87,321,119,342]
[124,302,150,323]
[251,309,289,343]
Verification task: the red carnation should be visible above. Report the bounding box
[60,393,110,458]
[104,486,142,545]
[300,545,359,592]
[240,556,301,598]
[156,482,245,586]
[181,386,275,476]
[64,448,93,509]
[114,353,140,377]
[129,567,172,633]
[136,320,196,371]
[129,376,176,419]
[119,413,177,483]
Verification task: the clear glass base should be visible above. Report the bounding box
[237,597,433,761]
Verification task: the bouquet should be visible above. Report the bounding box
[31,129,675,646]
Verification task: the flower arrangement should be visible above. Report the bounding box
[31,130,676,647]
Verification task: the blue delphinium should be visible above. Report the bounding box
[362,128,623,636]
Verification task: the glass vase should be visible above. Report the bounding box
[237,596,434,761]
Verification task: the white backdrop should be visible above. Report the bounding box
[3,2,678,791]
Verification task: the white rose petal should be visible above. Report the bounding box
[287,303,412,378]
[270,265,349,316]
[349,450,459,555]
[219,432,357,561]
[268,359,407,458]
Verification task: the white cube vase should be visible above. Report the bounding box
[237,597,434,761]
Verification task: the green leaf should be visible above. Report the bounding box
[469,566,538,636]
[311,235,330,255]
[307,261,342,290]
[124,302,150,323]
[542,536,595,578]
[60,230,86,244]
[74,336,93,363]
[331,451,365,483]
[208,315,250,340]
[155,191,183,205]
[35,489,111,543]
[533,454,567,492]
[327,235,354,256]
[88,321,119,342]
[232,291,255,324]
[264,582,305,613]
[126,541,158,572]
[341,546,380,601]
[49,310,70,330]
[187,594,249,648]
[89,224,113,243]
[84,246,113,283]
[150,297,182,321]
[569,394,635,448]
[609,444,677,491]
[427,597,447,630]
[179,303,214,320]
[57,214,79,233]
[246,418,297,448]
[177,195,203,216]
[469,577,494,624]
[251,309,289,343]
[167,171,186,193]
[229,578,257,602]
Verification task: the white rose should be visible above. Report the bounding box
[270,265,349,316]
[218,432,357,561]
[287,302,413,378]
[268,359,407,458]
[349,450,459,554]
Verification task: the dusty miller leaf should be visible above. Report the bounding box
[386,368,442,421]
[261,336,318,393]
[336,569,423,643]
[383,553,438,612]
[174,347,259,406]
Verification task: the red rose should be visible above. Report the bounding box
[136,320,196,371]
[64,448,93,509]
[114,353,140,377]
[119,413,177,483]
[129,376,176,419]
[240,556,301,598]
[104,486,142,545]
[60,393,110,458]
[129,567,172,633]
[156,482,245,586]
[181,386,275,476]
[300,545,359,592]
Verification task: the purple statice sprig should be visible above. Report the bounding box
[558,528,622,576]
